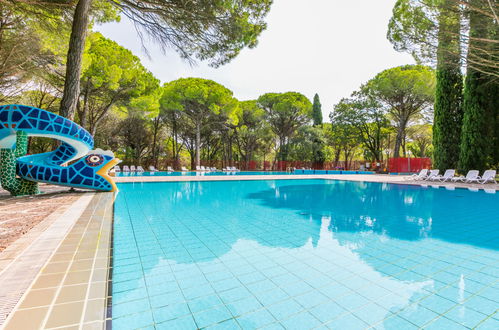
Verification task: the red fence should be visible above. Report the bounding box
[388,157,431,173]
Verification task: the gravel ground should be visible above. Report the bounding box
[0,184,88,252]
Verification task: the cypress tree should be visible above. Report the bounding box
[432,0,462,171]
[459,1,497,172]
[312,93,323,126]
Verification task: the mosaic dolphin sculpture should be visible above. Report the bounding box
[0,104,120,194]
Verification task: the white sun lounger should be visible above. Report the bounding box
[451,170,479,183]
[123,165,130,172]
[149,165,159,172]
[408,169,428,180]
[137,166,145,172]
[424,169,439,181]
[114,165,121,173]
[431,169,455,182]
[470,170,497,184]
[181,166,188,172]
[166,166,173,172]
[130,165,137,172]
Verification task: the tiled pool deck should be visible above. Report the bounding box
[1,192,114,329]
[0,173,497,330]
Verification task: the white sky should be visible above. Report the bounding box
[95,0,414,119]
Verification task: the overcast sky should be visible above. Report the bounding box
[95,0,414,119]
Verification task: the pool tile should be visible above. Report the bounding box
[418,294,456,314]
[153,302,191,323]
[475,317,499,330]
[113,298,150,318]
[351,302,392,325]
[226,296,263,316]
[149,290,185,308]
[204,318,242,329]
[267,299,303,320]
[218,286,252,304]
[182,284,215,300]
[424,315,467,329]
[325,312,368,329]
[211,277,241,292]
[112,310,154,329]
[462,295,498,315]
[188,294,224,313]
[236,309,277,328]
[309,301,347,323]
[396,304,438,327]
[335,292,369,311]
[254,288,289,305]
[246,279,278,293]
[376,314,418,329]
[442,305,488,328]
[192,305,232,328]
[280,311,321,329]
[258,322,286,330]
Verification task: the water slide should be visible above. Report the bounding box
[0,104,120,195]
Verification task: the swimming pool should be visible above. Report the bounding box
[115,170,375,177]
[112,180,499,329]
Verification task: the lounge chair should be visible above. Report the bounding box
[432,169,455,182]
[123,165,130,172]
[424,169,439,181]
[166,166,173,172]
[137,166,145,172]
[200,166,207,171]
[130,165,137,172]
[211,167,218,171]
[149,165,159,172]
[408,169,428,180]
[181,166,188,172]
[451,170,479,183]
[114,165,121,173]
[472,170,497,184]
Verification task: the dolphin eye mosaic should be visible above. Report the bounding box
[86,154,105,166]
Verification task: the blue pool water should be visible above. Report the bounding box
[112,180,499,329]
[116,171,288,177]
[115,170,375,177]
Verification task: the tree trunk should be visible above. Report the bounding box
[195,120,201,167]
[394,122,406,158]
[80,78,90,129]
[59,0,92,120]
[151,116,160,168]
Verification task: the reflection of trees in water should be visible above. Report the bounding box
[246,180,498,250]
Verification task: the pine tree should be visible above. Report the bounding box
[312,93,323,126]
[459,1,497,172]
[432,0,463,171]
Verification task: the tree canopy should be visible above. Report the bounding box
[160,78,237,167]
[361,65,435,158]
[257,92,313,161]
[78,32,159,135]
